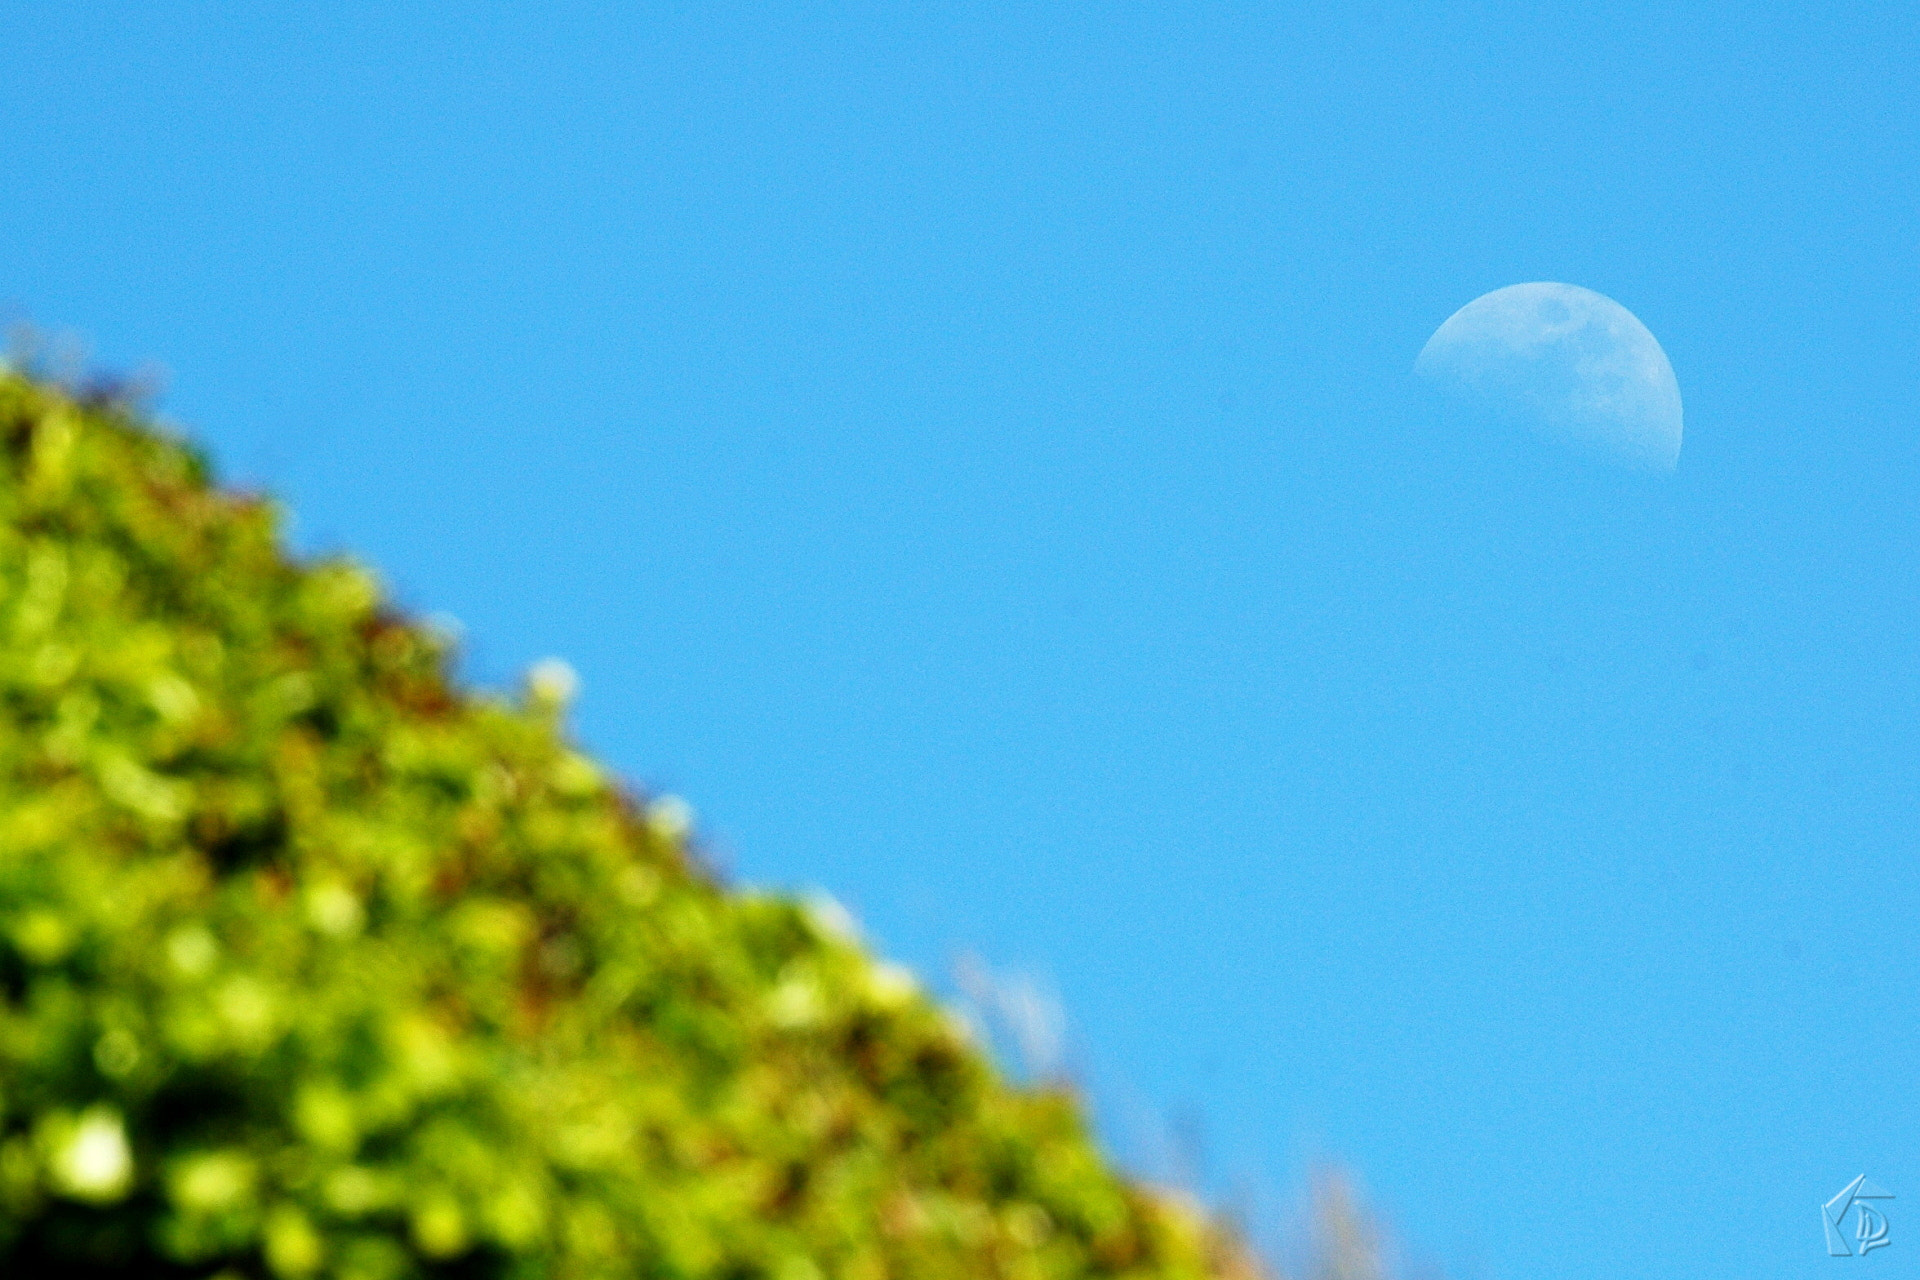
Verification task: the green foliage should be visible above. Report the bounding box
[0,372,1260,1280]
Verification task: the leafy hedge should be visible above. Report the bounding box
[0,371,1259,1280]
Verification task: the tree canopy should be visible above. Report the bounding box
[0,371,1259,1280]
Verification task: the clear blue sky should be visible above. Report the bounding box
[4,6,1917,1277]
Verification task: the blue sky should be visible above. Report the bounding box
[4,5,1917,1277]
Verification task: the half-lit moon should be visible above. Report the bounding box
[1416,282,1683,471]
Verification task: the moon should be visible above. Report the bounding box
[1415,282,1683,471]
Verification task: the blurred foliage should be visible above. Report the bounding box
[0,370,1264,1280]
[1299,1171,1385,1280]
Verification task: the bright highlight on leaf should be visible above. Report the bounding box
[49,1108,133,1204]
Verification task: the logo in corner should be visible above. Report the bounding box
[1826,1176,1893,1256]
